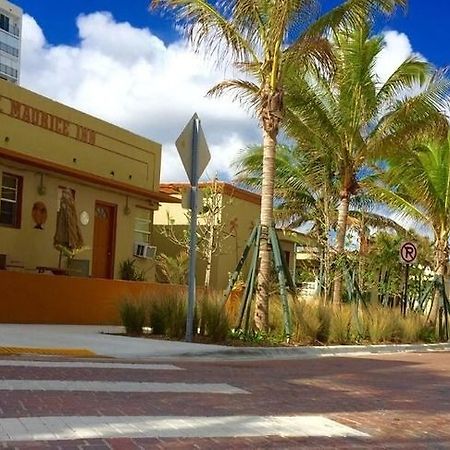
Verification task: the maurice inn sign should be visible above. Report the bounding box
[0,95,97,146]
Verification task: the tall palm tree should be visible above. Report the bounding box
[374,136,450,322]
[150,0,407,329]
[284,21,448,303]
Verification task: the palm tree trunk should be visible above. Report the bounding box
[431,235,448,325]
[332,192,350,304]
[255,127,277,331]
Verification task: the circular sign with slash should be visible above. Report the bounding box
[400,241,418,265]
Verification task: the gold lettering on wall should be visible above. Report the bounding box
[4,98,96,145]
[76,125,96,145]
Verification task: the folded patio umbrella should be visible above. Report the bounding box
[54,189,84,267]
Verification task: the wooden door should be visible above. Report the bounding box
[92,202,117,279]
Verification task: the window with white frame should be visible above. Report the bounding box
[134,208,153,244]
[0,172,22,228]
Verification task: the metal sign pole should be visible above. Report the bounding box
[399,242,417,317]
[185,117,199,342]
[402,263,410,316]
[175,113,210,341]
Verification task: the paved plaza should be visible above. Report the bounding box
[0,350,449,448]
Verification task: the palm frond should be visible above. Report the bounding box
[149,0,257,62]
[303,0,406,38]
[348,209,405,233]
[284,34,335,74]
[368,185,429,228]
[375,56,431,102]
[207,79,260,110]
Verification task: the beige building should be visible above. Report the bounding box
[154,182,299,290]
[0,0,22,84]
[0,79,177,279]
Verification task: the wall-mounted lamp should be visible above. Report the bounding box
[124,196,131,215]
[37,173,46,196]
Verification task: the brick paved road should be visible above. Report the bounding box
[0,351,449,448]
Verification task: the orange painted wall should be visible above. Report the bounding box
[0,271,186,325]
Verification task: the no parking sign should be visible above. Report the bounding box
[400,242,418,265]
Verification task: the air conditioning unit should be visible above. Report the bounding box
[133,242,157,259]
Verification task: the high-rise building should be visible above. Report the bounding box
[0,0,22,84]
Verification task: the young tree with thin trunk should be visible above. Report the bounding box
[157,179,232,288]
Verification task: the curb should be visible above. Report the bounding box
[172,342,450,360]
[1,340,448,361]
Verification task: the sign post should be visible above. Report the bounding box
[176,114,211,342]
[399,242,418,316]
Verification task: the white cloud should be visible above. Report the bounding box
[375,30,414,84]
[20,12,259,182]
[20,13,418,183]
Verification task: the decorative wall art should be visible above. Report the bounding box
[32,201,47,229]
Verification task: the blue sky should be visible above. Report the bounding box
[15,1,448,182]
[16,0,449,67]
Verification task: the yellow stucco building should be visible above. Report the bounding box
[154,182,299,290]
[0,78,177,279]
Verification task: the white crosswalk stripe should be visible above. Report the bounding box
[0,415,369,441]
[0,380,248,394]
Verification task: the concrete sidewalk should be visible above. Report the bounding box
[0,324,449,359]
[0,325,226,358]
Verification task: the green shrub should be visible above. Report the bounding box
[399,312,435,343]
[272,299,438,345]
[119,289,439,346]
[228,328,281,345]
[268,298,284,335]
[119,300,146,336]
[146,291,187,339]
[316,304,332,344]
[147,298,167,335]
[349,306,367,343]
[329,306,352,344]
[418,322,437,343]
[199,293,230,342]
[119,258,146,281]
[364,306,395,343]
[155,252,189,285]
[166,294,187,339]
[291,300,322,344]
